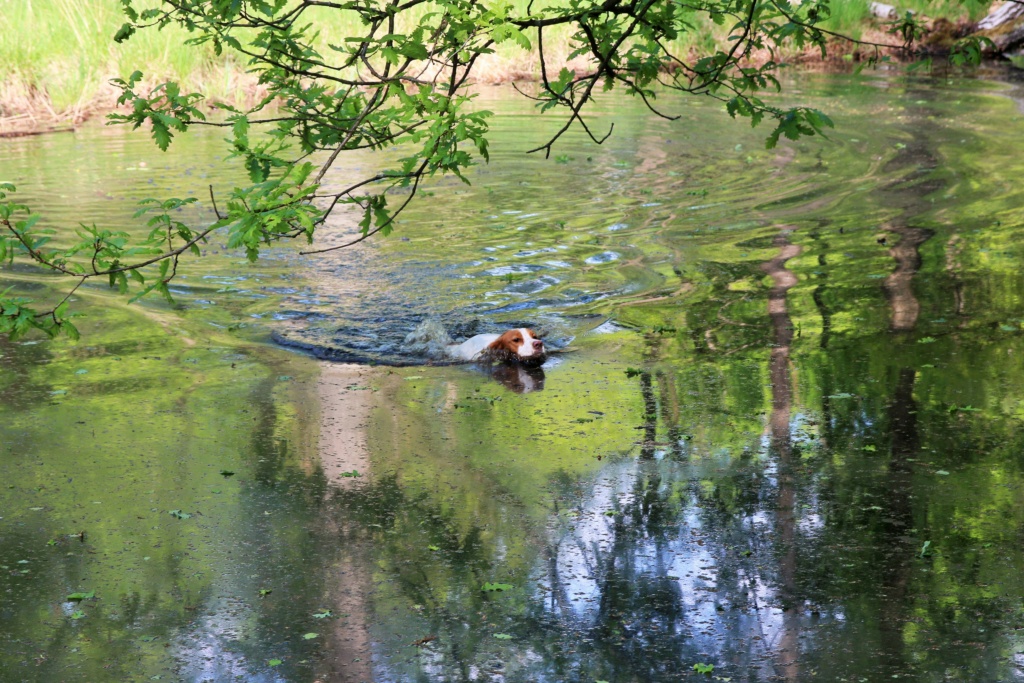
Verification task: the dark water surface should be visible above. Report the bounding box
[4,72,1024,682]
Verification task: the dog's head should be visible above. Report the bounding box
[484,328,547,367]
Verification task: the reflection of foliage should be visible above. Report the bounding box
[0,310,330,682]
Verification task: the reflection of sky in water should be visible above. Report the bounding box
[502,275,561,295]
[584,251,620,265]
[483,264,547,276]
[174,604,285,683]
[484,394,882,683]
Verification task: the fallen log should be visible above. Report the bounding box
[0,124,76,139]
[976,0,1024,31]
[973,0,1024,53]
[870,2,899,20]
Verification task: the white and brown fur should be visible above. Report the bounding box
[446,328,547,367]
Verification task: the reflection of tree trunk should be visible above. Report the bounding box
[882,224,933,332]
[318,365,373,488]
[808,232,834,448]
[595,513,628,640]
[760,229,801,682]
[688,325,710,354]
[318,364,375,682]
[945,235,967,322]
[639,371,658,461]
[545,537,574,619]
[657,371,688,461]
[324,552,374,682]
[875,222,926,674]
[812,252,831,349]
[878,367,918,673]
[808,231,831,350]
[592,461,678,662]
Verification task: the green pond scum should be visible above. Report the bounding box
[4,72,1024,681]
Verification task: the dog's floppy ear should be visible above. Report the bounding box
[487,330,516,353]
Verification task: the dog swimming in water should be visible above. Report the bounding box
[445,327,547,367]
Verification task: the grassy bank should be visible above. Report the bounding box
[1,0,268,131]
[0,0,995,135]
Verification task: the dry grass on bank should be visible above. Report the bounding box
[0,0,998,136]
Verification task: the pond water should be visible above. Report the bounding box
[4,71,1024,682]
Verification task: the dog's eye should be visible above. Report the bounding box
[512,337,521,342]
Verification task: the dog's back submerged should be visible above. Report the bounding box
[401,318,454,360]
[445,333,502,361]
